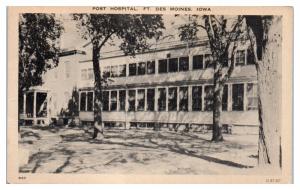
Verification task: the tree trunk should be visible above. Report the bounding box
[257,16,282,168]
[212,69,224,142]
[92,43,104,139]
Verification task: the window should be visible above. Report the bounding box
[147,61,155,74]
[129,63,137,76]
[119,90,126,111]
[192,86,202,111]
[247,49,255,65]
[179,57,189,71]
[179,87,188,111]
[138,62,146,75]
[65,61,71,78]
[193,55,203,70]
[232,83,244,111]
[158,59,167,73]
[128,90,136,111]
[222,85,228,111]
[87,92,93,111]
[103,66,111,78]
[119,64,126,77]
[168,58,178,72]
[88,68,94,80]
[110,91,117,111]
[204,85,214,111]
[235,50,245,66]
[168,87,177,111]
[137,89,145,111]
[158,88,166,111]
[147,88,155,111]
[247,83,258,110]
[204,54,213,68]
[80,92,86,111]
[81,69,87,80]
[102,91,109,111]
[111,65,119,78]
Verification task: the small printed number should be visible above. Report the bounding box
[266,178,280,183]
[18,176,26,180]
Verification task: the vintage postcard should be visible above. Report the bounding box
[7,6,293,183]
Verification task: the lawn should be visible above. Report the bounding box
[19,126,259,174]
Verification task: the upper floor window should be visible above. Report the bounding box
[193,55,203,70]
[119,64,126,77]
[247,49,255,65]
[129,63,137,76]
[158,59,168,73]
[204,54,213,68]
[147,61,155,74]
[168,58,178,72]
[110,91,117,111]
[87,92,93,111]
[128,90,136,111]
[179,57,189,71]
[235,50,245,66]
[103,66,111,78]
[138,62,146,75]
[119,90,126,111]
[111,65,119,78]
[80,92,86,111]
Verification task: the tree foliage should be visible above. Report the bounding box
[19,13,63,93]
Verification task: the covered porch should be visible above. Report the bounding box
[20,87,49,126]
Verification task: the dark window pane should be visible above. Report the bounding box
[119,64,126,77]
[128,90,136,111]
[247,49,255,65]
[111,65,118,77]
[205,54,213,68]
[119,90,126,111]
[222,85,228,111]
[137,89,145,111]
[158,88,166,111]
[103,66,111,78]
[168,87,177,111]
[179,87,188,111]
[179,57,189,71]
[80,92,86,111]
[147,88,155,111]
[168,58,178,72]
[193,55,203,70]
[235,50,245,66]
[147,61,155,74]
[204,85,214,111]
[158,59,167,73]
[138,62,146,75]
[129,63,137,76]
[232,83,244,111]
[110,91,117,111]
[192,86,202,111]
[87,92,93,111]
[102,91,109,111]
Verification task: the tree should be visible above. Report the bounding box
[178,15,244,142]
[19,13,63,113]
[245,16,282,168]
[73,14,165,138]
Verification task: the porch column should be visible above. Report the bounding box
[23,93,26,114]
[33,91,37,125]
